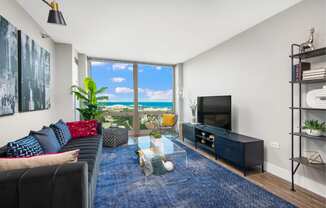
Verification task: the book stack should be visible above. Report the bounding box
[302,68,326,80]
[292,62,311,81]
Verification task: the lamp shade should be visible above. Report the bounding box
[48,9,66,25]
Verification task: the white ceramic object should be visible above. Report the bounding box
[306,86,326,108]
[163,161,174,171]
[305,129,322,136]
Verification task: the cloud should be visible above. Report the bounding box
[112,63,133,71]
[111,77,126,83]
[155,66,162,70]
[107,94,116,98]
[140,88,173,101]
[115,87,133,94]
[91,61,105,66]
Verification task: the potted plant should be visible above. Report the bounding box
[149,130,161,139]
[303,120,325,136]
[71,77,108,121]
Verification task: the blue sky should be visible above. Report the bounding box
[90,61,173,102]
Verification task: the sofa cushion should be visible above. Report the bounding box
[6,136,44,157]
[30,127,61,153]
[0,149,79,171]
[50,120,72,146]
[60,136,102,183]
[67,120,98,139]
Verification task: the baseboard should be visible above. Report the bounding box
[264,162,326,198]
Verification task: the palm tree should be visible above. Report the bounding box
[71,77,108,120]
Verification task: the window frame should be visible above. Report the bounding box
[88,57,176,134]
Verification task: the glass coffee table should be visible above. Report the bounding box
[132,136,188,176]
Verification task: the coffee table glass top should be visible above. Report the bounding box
[130,136,185,157]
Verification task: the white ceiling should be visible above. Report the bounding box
[17,0,301,64]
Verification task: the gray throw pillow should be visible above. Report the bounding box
[30,127,61,153]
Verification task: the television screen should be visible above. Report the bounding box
[197,96,231,130]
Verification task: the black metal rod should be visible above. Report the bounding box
[299,58,302,159]
[293,163,301,175]
[291,44,295,191]
[42,0,52,8]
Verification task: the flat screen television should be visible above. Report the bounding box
[197,95,231,130]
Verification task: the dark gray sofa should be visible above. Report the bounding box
[0,126,103,208]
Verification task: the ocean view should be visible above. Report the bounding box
[100,102,173,110]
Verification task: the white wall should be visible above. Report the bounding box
[0,0,57,146]
[175,63,184,131]
[78,53,89,85]
[182,0,326,197]
[54,43,78,122]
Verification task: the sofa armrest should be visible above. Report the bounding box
[0,162,88,208]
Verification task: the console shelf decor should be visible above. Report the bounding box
[182,123,264,176]
[290,44,326,192]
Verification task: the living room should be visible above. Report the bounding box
[0,0,325,208]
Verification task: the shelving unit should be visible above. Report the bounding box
[289,107,326,111]
[195,130,215,152]
[290,45,326,192]
[290,132,326,141]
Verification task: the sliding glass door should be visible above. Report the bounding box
[138,64,174,130]
[89,59,174,135]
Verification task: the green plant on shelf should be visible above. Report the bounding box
[303,120,325,130]
[303,120,325,136]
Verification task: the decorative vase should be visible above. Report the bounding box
[163,161,174,171]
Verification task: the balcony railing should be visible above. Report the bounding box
[101,109,173,130]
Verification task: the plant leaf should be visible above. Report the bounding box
[95,87,108,95]
[72,90,89,101]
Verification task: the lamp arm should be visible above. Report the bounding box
[42,0,52,8]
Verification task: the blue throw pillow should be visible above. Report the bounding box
[50,119,72,146]
[6,136,44,157]
[30,127,61,153]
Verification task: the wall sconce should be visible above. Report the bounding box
[42,0,67,25]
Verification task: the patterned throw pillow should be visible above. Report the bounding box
[50,120,72,146]
[66,120,98,139]
[162,114,176,127]
[6,136,44,157]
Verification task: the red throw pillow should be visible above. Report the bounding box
[66,120,98,139]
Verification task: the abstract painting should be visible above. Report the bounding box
[19,31,50,112]
[0,15,18,116]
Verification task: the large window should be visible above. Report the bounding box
[90,61,134,129]
[89,59,174,133]
[138,64,173,130]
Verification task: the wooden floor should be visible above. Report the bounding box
[179,140,326,208]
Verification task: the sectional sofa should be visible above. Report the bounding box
[0,122,103,208]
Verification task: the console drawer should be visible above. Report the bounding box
[182,123,195,142]
[215,138,244,165]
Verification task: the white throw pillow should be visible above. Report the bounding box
[0,149,79,171]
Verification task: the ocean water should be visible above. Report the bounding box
[100,102,173,110]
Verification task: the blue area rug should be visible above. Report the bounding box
[95,141,295,208]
